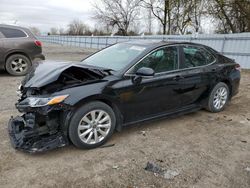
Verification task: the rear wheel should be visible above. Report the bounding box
[5,54,32,76]
[69,101,116,149]
[206,82,230,113]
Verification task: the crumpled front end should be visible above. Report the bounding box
[8,106,70,153]
[8,61,108,153]
[8,81,72,153]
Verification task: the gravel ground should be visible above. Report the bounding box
[0,43,250,188]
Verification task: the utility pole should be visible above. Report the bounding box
[148,8,152,34]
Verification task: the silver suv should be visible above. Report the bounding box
[0,24,45,76]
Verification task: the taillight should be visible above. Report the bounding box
[34,40,42,47]
[235,63,241,71]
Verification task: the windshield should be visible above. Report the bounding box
[82,43,146,71]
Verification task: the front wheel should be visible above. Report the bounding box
[69,101,116,149]
[206,82,230,113]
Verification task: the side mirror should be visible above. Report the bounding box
[132,67,154,85]
[135,67,155,77]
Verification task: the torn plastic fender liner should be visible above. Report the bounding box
[8,114,69,153]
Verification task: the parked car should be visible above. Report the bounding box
[8,41,241,153]
[0,24,45,76]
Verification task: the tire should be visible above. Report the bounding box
[206,82,230,113]
[69,101,116,149]
[5,54,32,76]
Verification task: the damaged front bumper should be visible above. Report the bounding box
[8,109,69,153]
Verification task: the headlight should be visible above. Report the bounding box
[24,95,69,107]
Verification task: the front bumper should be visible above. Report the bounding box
[8,115,68,153]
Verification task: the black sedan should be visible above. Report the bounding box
[8,41,241,152]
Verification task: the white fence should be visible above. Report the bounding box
[39,33,250,69]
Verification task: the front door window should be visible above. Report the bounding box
[131,46,179,73]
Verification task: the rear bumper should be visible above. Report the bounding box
[32,53,45,61]
[230,70,241,97]
[8,115,68,153]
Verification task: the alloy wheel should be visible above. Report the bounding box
[77,110,111,144]
[10,58,28,73]
[213,86,228,110]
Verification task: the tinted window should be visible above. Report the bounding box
[83,43,146,71]
[182,46,215,68]
[0,27,27,38]
[131,46,178,73]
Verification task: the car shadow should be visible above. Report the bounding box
[0,70,9,76]
[17,111,200,156]
[0,70,25,77]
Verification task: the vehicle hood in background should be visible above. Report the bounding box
[22,61,110,88]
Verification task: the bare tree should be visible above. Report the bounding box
[207,0,250,33]
[93,0,142,36]
[173,0,205,34]
[171,0,192,34]
[142,0,173,35]
[50,27,58,35]
[92,23,112,36]
[146,8,153,34]
[59,28,65,35]
[142,0,205,35]
[192,0,205,33]
[67,19,91,35]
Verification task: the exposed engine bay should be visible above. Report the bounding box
[20,66,105,97]
[38,67,104,94]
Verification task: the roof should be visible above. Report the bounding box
[0,24,34,37]
[123,40,207,49]
[0,24,28,30]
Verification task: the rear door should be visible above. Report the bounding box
[0,26,28,55]
[176,45,217,106]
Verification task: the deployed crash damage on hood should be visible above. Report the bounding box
[8,61,111,153]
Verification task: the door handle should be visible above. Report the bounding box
[173,75,184,81]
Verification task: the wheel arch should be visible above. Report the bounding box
[200,79,232,108]
[63,95,124,136]
[220,79,232,98]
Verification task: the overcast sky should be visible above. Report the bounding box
[0,0,215,34]
[0,0,96,33]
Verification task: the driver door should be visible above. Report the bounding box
[118,46,182,123]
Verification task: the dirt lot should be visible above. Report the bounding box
[0,43,250,188]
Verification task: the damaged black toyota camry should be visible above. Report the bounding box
[9,41,241,153]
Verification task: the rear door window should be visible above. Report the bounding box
[0,27,27,38]
[182,46,216,68]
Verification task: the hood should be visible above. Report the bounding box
[22,60,111,88]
